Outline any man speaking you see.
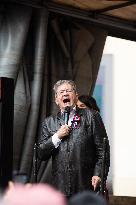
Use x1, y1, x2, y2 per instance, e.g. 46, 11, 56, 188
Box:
38, 80, 110, 198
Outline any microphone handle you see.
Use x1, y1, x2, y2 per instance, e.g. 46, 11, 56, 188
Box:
64, 112, 69, 125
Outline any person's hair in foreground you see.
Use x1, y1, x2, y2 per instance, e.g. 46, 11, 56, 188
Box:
78, 95, 100, 112
68, 191, 108, 205
1, 183, 66, 205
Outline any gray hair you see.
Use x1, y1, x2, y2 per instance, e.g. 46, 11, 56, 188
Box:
53, 80, 77, 95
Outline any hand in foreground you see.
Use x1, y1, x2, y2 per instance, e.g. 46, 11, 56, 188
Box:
91, 176, 101, 191
56, 125, 71, 139
4, 181, 32, 199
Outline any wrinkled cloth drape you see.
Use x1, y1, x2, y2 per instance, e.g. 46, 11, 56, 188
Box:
0, 4, 32, 79
0, 3, 107, 182
0, 3, 33, 172
0, 4, 49, 179
19, 9, 49, 177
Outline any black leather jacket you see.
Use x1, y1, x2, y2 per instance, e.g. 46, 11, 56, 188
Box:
38, 107, 110, 197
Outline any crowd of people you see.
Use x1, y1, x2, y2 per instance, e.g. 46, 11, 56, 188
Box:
0, 183, 108, 205
0, 79, 110, 205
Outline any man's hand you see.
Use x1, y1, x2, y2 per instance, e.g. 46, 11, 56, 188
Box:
57, 125, 71, 139
91, 176, 101, 191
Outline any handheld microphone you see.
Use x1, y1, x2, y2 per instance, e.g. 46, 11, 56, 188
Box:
64, 106, 70, 125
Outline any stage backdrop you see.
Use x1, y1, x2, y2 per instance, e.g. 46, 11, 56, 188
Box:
0, 2, 107, 183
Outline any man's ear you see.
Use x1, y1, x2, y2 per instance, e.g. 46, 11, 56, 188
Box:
55, 97, 58, 105
76, 93, 78, 102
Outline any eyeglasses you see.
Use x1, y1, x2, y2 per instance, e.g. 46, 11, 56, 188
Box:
56, 89, 75, 96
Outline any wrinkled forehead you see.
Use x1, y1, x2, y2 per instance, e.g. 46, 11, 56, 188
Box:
56, 83, 73, 92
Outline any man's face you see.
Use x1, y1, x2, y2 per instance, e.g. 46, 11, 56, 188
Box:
55, 83, 78, 111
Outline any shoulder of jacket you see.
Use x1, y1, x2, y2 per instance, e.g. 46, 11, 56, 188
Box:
43, 114, 57, 123
83, 107, 97, 115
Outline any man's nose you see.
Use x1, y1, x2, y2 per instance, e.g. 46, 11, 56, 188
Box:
63, 93, 69, 96
63, 90, 69, 95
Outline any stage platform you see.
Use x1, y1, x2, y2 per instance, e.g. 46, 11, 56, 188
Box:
109, 196, 136, 205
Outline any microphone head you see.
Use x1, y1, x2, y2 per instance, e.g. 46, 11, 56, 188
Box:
64, 106, 70, 113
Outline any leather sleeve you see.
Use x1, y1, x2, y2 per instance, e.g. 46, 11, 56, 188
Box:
37, 119, 56, 161
87, 110, 110, 178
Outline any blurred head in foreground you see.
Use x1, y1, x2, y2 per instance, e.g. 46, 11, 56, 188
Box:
2, 183, 66, 205
68, 191, 108, 205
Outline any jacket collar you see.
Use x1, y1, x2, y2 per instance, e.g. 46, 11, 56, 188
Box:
57, 106, 83, 120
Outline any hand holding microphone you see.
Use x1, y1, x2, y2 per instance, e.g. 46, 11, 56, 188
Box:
57, 124, 71, 139
57, 106, 71, 139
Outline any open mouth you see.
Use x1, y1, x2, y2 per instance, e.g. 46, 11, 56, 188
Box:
63, 99, 70, 103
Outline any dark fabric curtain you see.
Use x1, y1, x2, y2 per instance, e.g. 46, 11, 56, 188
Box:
0, 3, 107, 183
0, 3, 49, 180
0, 3, 33, 173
